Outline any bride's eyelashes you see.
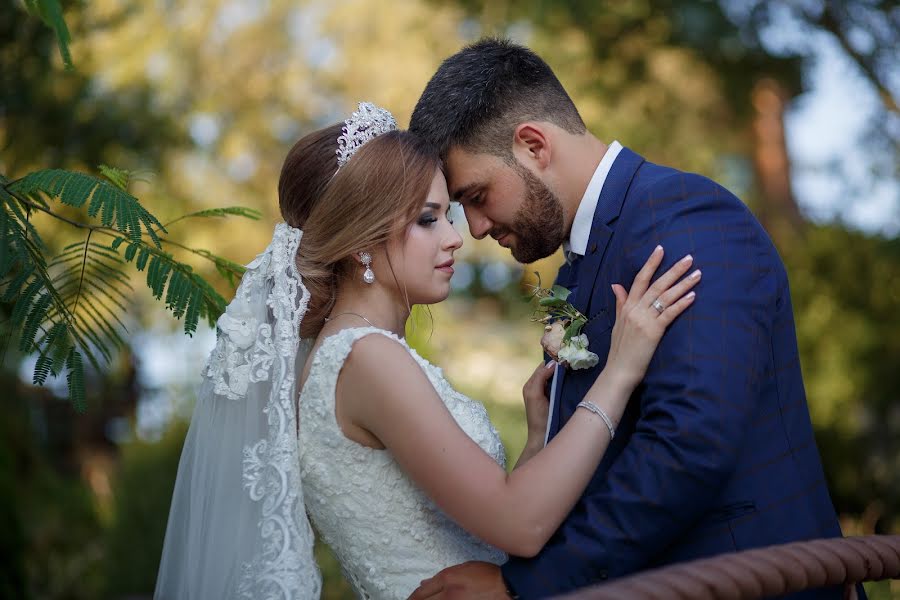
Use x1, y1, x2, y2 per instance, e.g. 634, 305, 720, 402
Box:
417, 210, 455, 228
418, 214, 438, 227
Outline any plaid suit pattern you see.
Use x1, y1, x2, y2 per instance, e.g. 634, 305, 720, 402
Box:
502, 149, 851, 600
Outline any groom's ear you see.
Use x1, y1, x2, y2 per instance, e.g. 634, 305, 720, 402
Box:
512, 123, 552, 170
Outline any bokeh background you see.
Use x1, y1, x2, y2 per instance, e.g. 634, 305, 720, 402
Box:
2, 0, 898, 598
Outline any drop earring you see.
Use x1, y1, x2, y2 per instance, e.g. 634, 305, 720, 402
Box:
360, 252, 375, 284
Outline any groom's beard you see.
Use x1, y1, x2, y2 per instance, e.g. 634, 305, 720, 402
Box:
507, 163, 566, 264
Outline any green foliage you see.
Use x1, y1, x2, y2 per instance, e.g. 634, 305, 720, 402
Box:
9, 168, 166, 245
103, 420, 188, 597
784, 225, 900, 529
529, 282, 588, 342
1, 386, 106, 599
167, 205, 263, 224
22, 0, 72, 69
1, 166, 256, 410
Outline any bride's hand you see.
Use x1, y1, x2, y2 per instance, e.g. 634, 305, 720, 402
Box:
522, 360, 556, 440
604, 246, 700, 393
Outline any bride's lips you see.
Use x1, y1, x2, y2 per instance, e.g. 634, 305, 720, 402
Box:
436, 259, 454, 275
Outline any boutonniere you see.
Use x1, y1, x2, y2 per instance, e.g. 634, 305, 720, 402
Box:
528, 277, 599, 370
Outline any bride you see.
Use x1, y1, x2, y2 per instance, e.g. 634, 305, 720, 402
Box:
154, 104, 699, 599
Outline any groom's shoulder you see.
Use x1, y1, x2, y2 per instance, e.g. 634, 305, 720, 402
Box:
629, 159, 743, 210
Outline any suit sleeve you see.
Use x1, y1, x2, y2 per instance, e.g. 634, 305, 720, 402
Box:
502, 173, 777, 597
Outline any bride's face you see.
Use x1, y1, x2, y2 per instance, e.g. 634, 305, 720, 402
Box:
384, 170, 463, 305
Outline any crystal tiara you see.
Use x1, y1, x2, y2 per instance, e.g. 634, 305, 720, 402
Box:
335, 102, 398, 169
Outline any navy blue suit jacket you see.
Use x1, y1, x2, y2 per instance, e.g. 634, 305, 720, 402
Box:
502, 149, 851, 599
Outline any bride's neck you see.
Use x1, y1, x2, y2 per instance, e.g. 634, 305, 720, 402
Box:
328, 278, 410, 337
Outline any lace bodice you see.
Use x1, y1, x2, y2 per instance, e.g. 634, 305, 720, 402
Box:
298, 327, 507, 599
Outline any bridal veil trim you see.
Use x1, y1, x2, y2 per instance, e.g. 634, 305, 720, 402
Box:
155, 223, 320, 599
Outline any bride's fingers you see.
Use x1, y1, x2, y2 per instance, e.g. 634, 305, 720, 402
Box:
409, 577, 443, 600
640, 253, 694, 308
532, 360, 556, 382
655, 290, 696, 326
611, 284, 628, 321
627, 245, 665, 301
653, 268, 701, 313
525, 360, 556, 398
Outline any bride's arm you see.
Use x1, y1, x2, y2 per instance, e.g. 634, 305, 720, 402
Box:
339, 248, 699, 557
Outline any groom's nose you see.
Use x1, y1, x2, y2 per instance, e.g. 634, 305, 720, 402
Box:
465, 208, 492, 240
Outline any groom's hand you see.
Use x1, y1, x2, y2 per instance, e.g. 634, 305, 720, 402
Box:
408, 561, 510, 600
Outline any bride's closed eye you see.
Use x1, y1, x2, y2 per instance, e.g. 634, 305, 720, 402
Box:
418, 214, 438, 227
417, 211, 454, 227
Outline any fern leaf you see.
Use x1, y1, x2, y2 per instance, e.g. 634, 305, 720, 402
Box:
71, 278, 129, 324
35, 321, 71, 377
24, 0, 72, 69
8, 170, 166, 246
81, 286, 128, 331
48, 241, 91, 267
0, 209, 11, 279
98, 165, 130, 191
31, 320, 68, 384
181, 206, 262, 221
19, 292, 53, 353
66, 348, 86, 413
33, 353, 53, 385
85, 258, 133, 292
78, 295, 126, 350
184, 284, 203, 336
136, 247, 150, 271
86, 243, 128, 266
11, 278, 44, 324
3, 197, 46, 253
108, 237, 227, 335
72, 316, 113, 364
124, 242, 138, 261
2, 266, 35, 303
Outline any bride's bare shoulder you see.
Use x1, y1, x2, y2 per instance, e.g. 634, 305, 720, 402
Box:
342, 331, 417, 380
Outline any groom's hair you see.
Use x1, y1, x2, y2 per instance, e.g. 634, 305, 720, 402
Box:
410, 38, 585, 159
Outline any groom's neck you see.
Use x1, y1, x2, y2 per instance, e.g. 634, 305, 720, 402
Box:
553, 132, 609, 235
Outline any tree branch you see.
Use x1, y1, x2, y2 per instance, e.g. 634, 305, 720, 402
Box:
818, 3, 898, 114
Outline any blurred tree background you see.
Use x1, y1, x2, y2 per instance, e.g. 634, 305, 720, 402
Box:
1, 0, 897, 598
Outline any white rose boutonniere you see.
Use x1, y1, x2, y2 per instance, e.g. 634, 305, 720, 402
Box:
556, 333, 600, 370
529, 277, 599, 371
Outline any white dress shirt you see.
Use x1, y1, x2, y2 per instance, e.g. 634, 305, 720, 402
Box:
545, 141, 623, 445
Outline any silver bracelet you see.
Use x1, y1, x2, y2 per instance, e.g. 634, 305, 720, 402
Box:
577, 400, 616, 440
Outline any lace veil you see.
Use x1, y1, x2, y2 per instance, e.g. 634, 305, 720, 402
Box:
155, 103, 397, 599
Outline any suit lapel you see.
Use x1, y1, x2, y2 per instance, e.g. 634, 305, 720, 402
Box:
570, 148, 645, 317
550, 148, 645, 440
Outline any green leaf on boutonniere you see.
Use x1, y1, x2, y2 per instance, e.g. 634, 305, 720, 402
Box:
539, 296, 567, 308
563, 317, 587, 342
551, 285, 571, 301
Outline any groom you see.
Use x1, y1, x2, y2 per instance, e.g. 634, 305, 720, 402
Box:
409, 39, 855, 599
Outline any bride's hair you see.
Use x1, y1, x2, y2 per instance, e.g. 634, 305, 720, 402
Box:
279, 128, 441, 338
278, 123, 343, 228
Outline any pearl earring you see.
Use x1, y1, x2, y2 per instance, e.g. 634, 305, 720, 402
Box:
360, 252, 375, 284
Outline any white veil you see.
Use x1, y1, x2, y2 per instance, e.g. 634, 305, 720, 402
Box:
155, 223, 320, 599
154, 102, 397, 600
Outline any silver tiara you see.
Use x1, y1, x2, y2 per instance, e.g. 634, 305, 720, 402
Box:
335, 102, 398, 169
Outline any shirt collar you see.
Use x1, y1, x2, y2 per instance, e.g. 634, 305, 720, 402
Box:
564, 140, 623, 259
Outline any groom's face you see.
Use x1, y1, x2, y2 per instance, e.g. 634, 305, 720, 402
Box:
445, 147, 565, 264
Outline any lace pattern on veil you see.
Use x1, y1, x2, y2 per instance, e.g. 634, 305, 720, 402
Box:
157, 223, 320, 600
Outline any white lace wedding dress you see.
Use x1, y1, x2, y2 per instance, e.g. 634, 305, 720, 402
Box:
298, 326, 508, 599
